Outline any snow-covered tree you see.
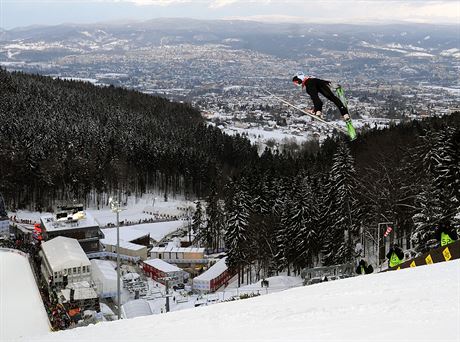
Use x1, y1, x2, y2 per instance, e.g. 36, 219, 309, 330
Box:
411, 177, 443, 253
192, 200, 204, 235
322, 141, 359, 265
204, 185, 225, 250
224, 179, 251, 278
292, 174, 319, 270
411, 127, 460, 251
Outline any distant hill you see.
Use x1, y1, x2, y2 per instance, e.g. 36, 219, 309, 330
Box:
1, 19, 458, 59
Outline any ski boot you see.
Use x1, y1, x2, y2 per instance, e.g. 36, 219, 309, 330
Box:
315, 111, 324, 119
343, 114, 357, 141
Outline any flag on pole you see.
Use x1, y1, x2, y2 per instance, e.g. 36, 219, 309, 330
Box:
384, 226, 393, 237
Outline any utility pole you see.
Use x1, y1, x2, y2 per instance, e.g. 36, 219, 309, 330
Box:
187, 205, 192, 244
165, 278, 170, 313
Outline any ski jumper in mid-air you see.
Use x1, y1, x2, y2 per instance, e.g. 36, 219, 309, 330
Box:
292, 72, 351, 122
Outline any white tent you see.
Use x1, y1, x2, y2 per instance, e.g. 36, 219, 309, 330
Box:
90, 259, 118, 298
121, 299, 152, 319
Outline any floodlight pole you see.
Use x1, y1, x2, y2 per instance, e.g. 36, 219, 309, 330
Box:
116, 205, 121, 320
110, 195, 122, 320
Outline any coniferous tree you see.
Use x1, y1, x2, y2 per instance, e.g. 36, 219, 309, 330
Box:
323, 141, 359, 265
291, 174, 318, 270
411, 177, 443, 253
204, 186, 225, 251
224, 178, 251, 285
192, 200, 204, 236
411, 127, 460, 252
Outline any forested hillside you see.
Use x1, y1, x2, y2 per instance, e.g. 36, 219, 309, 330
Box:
0, 68, 257, 208
1, 68, 459, 276
196, 115, 460, 279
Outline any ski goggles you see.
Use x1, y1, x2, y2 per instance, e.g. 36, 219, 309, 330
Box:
292, 79, 302, 87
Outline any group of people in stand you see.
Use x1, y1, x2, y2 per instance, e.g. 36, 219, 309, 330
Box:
356, 221, 458, 275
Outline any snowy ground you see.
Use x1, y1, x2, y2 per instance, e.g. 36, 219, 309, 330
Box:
23, 260, 460, 342
0, 249, 50, 341
9, 196, 191, 242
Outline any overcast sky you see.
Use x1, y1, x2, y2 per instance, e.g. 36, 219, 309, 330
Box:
1, 0, 459, 29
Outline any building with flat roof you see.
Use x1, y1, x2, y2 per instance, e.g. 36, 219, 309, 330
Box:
40, 236, 91, 289
142, 258, 188, 286
150, 244, 206, 274
193, 257, 234, 293
101, 227, 150, 247
100, 226, 150, 260
40, 205, 103, 253
104, 240, 148, 261
59, 281, 99, 312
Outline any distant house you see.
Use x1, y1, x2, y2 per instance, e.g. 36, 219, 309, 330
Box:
40, 236, 91, 289
142, 258, 188, 286
192, 257, 234, 293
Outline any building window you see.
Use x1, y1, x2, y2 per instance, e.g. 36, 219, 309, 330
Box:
73, 267, 77, 273
78, 266, 81, 273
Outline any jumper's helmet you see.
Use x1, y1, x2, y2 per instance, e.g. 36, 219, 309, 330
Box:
292, 71, 306, 86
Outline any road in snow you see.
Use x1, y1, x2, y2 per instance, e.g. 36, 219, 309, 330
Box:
25, 260, 459, 342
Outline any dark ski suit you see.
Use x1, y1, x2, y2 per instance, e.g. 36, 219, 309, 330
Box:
304, 78, 348, 116
355, 259, 374, 275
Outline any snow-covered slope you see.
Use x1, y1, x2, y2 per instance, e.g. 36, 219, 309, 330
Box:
0, 250, 50, 341
27, 260, 459, 342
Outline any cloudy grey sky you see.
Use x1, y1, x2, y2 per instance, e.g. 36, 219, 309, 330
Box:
1, 0, 459, 29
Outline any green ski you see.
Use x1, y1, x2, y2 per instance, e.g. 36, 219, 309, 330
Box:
336, 85, 357, 141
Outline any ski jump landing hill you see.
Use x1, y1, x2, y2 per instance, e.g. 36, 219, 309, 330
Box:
0, 248, 50, 341
29, 257, 459, 342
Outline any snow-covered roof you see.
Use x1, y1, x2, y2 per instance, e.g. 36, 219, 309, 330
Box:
194, 257, 228, 282
41, 236, 91, 272
143, 258, 183, 273
41, 211, 99, 232
122, 299, 152, 319
100, 227, 149, 246
118, 241, 146, 251
151, 246, 205, 254
61, 281, 98, 300
122, 273, 140, 281
91, 259, 117, 281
